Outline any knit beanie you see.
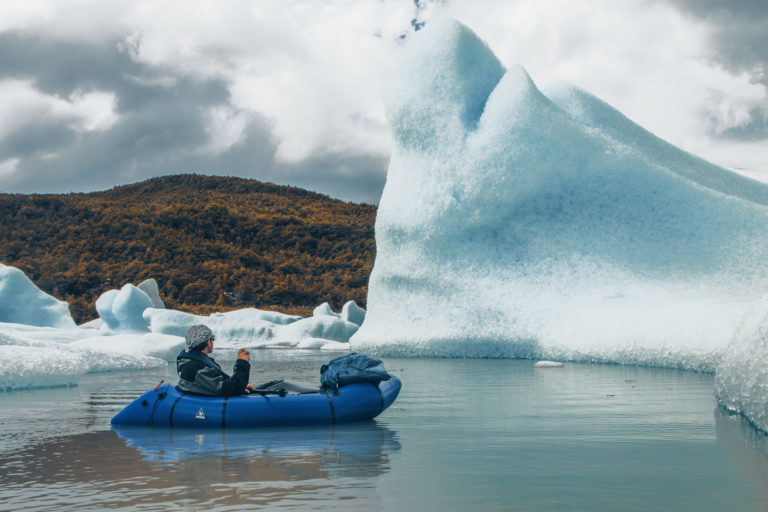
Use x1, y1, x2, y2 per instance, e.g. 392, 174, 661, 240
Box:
185, 324, 214, 352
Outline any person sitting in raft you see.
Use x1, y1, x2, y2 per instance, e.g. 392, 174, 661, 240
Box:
176, 324, 256, 396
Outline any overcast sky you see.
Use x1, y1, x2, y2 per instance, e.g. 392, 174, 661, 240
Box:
0, 0, 766, 204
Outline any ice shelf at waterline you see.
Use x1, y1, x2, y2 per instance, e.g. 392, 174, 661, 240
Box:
0, 265, 366, 391
350, 18, 768, 372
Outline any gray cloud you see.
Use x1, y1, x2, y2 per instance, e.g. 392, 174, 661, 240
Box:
663, 1, 768, 76
0, 30, 387, 203
662, 0, 768, 141
273, 153, 389, 205
719, 107, 768, 141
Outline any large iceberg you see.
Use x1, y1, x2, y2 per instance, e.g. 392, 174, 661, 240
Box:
0, 263, 76, 329
351, 18, 768, 375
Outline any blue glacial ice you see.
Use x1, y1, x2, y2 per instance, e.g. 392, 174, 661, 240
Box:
0, 263, 367, 390
714, 295, 768, 431
0, 263, 76, 329
96, 284, 154, 332
350, 19, 768, 428
143, 302, 360, 349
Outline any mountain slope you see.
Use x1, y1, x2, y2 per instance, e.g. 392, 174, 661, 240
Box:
0, 174, 376, 323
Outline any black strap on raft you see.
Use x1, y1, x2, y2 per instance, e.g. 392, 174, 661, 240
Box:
168, 393, 184, 427
323, 391, 336, 424
221, 397, 228, 428
248, 388, 287, 397
149, 383, 168, 424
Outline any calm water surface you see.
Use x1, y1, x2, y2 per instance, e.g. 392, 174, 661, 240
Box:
1, 350, 768, 511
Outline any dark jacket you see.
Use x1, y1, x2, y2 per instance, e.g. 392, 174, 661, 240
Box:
176, 349, 251, 396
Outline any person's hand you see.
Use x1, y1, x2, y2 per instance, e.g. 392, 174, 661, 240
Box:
244, 383, 256, 394
237, 348, 250, 362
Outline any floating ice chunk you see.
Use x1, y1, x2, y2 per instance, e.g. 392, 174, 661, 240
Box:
320, 341, 351, 351
71, 333, 185, 362
0, 345, 88, 390
0, 322, 90, 346
72, 350, 167, 374
294, 337, 350, 350
534, 361, 564, 368
352, 18, 768, 373
144, 307, 301, 341
79, 318, 103, 330
341, 301, 366, 326
97, 279, 171, 332
143, 308, 204, 337
96, 284, 153, 332
277, 316, 358, 345
95, 289, 119, 329
313, 302, 339, 317
137, 278, 165, 309
0, 263, 76, 329
0, 323, 172, 390
111, 284, 153, 332
715, 296, 768, 432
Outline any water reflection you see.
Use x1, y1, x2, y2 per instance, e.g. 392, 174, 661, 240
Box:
113, 422, 401, 475
715, 408, 768, 503
0, 422, 400, 510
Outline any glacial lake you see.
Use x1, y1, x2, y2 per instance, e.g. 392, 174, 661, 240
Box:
2, 351, 768, 511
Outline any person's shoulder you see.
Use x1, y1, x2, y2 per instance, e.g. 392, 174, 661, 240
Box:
179, 358, 207, 379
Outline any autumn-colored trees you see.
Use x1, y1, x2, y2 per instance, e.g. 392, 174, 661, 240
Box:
0, 174, 376, 323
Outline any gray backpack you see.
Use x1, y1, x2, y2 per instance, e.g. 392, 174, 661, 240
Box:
320, 353, 391, 391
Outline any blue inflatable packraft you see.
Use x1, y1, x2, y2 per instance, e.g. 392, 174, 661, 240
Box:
111, 375, 401, 428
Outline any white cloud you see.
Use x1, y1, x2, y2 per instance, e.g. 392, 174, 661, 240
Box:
0, 0, 127, 42
68, 90, 119, 131
202, 105, 250, 154
1, 0, 766, 188
0, 79, 119, 136
111, 0, 767, 176
0, 158, 19, 179
120, 0, 414, 162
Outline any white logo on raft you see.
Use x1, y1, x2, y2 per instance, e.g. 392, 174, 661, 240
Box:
195, 408, 205, 420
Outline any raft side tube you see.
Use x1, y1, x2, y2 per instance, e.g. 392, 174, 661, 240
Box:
332, 375, 402, 423
110, 385, 173, 426
111, 375, 402, 428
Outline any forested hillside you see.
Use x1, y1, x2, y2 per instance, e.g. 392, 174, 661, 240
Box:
0, 174, 377, 323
